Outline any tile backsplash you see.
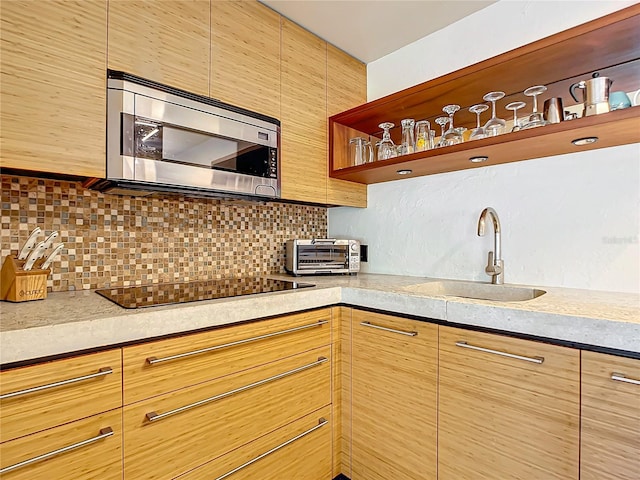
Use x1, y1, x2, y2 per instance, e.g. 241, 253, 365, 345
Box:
1, 175, 327, 292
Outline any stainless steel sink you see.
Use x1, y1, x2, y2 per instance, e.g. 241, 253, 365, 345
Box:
403, 280, 546, 302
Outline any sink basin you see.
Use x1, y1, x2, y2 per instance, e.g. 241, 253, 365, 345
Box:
403, 280, 546, 302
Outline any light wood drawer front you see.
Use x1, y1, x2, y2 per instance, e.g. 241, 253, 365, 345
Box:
439, 327, 580, 480
351, 311, 438, 480
581, 351, 640, 480
124, 346, 331, 480
0, 409, 122, 480
123, 309, 331, 404
0, 349, 122, 443
176, 405, 332, 480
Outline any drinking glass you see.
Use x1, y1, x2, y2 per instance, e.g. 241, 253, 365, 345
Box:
505, 101, 526, 132
415, 120, 434, 151
434, 116, 450, 148
441, 104, 464, 146
483, 91, 507, 136
521, 85, 550, 129
376, 122, 397, 160
400, 118, 415, 155
469, 104, 489, 140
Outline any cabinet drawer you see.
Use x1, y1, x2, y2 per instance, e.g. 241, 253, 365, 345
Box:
177, 406, 332, 480
0, 408, 122, 480
124, 345, 331, 480
581, 351, 640, 480
0, 349, 122, 442
123, 308, 331, 404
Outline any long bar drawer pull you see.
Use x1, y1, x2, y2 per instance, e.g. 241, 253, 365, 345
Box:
146, 356, 328, 422
0, 367, 113, 400
611, 373, 640, 385
360, 321, 417, 337
455, 341, 544, 364
215, 418, 328, 480
0, 427, 114, 474
147, 320, 329, 365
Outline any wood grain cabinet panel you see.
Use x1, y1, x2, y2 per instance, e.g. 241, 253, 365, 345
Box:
123, 346, 331, 480
326, 44, 367, 207
122, 308, 331, 404
108, 0, 210, 96
175, 406, 332, 479
211, 0, 280, 119
350, 311, 438, 480
438, 326, 580, 480
0, 349, 122, 443
280, 18, 327, 204
0, 0, 107, 177
581, 351, 640, 480
0, 409, 122, 480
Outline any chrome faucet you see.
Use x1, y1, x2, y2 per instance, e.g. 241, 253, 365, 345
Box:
477, 207, 504, 284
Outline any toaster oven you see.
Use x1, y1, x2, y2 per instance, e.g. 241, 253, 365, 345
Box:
285, 239, 360, 276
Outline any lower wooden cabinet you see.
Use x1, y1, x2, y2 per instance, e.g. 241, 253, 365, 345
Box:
350, 311, 438, 480
0, 409, 122, 480
581, 350, 640, 480
438, 326, 580, 480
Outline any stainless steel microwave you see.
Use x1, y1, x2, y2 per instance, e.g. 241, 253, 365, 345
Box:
87, 71, 280, 199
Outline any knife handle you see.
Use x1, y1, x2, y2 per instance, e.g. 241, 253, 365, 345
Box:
40, 243, 64, 270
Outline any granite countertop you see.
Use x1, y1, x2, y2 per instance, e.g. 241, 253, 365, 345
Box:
1, 273, 639, 364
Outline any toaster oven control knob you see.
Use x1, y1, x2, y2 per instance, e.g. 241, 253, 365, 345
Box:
350, 243, 358, 252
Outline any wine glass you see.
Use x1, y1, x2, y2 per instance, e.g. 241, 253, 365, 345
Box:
469, 104, 489, 140
434, 116, 450, 148
522, 85, 550, 129
505, 101, 526, 132
441, 104, 464, 146
376, 122, 397, 160
483, 91, 507, 136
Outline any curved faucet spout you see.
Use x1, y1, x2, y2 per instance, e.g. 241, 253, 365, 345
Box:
477, 207, 504, 284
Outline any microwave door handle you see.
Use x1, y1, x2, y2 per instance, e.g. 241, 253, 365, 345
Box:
311, 238, 337, 244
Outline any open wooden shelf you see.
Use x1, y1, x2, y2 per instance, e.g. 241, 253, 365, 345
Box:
329, 4, 640, 184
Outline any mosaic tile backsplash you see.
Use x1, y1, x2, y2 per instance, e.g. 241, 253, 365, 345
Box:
0, 175, 327, 292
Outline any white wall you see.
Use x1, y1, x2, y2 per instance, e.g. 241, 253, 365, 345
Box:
329, 0, 640, 294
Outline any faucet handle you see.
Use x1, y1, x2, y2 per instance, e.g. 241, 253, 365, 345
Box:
485, 251, 504, 276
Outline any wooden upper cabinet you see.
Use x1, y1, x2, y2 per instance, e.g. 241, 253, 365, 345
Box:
326, 45, 367, 207
107, 0, 210, 96
211, 1, 280, 119
280, 18, 327, 204
438, 326, 580, 480
0, 0, 107, 177
581, 351, 640, 480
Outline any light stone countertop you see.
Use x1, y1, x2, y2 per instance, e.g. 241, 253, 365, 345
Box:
1, 273, 639, 364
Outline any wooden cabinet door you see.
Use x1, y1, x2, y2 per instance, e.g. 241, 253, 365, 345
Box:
0, 0, 107, 177
280, 18, 327, 204
108, 0, 210, 96
350, 311, 438, 480
439, 326, 580, 479
326, 45, 368, 208
211, 1, 280, 119
581, 351, 640, 480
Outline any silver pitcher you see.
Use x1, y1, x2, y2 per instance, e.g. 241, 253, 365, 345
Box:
570, 74, 613, 116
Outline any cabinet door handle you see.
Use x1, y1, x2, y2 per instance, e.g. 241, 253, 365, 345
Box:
455, 341, 544, 364
146, 320, 329, 365
145, 357, 328, 422
0, 367, 113, 400
0, 427, 114, 474
360, 321, 417, 337
611, 373, 640, 385
215, 418, 328, 480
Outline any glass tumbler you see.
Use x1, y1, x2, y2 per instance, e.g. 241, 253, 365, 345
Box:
400, 119, 415, 155
415, 120, 434, 151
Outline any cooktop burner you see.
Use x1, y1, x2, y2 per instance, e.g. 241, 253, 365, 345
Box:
95, 278, 315, 309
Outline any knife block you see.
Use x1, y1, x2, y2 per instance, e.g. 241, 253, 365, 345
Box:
0, 255, 50, 302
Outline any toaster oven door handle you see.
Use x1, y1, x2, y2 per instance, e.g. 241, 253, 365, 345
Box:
311, 238, 337, 244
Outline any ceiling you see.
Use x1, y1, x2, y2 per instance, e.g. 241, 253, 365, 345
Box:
260, 0, 496, 63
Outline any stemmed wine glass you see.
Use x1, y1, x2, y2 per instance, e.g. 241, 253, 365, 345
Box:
441, 104, 464, 146
522, 85, 550, 129
505, 101, 526, 132
376, 122, 397, 160
483, 91, 507, 136
469, 104, 489, 140
434, 117, 449, 148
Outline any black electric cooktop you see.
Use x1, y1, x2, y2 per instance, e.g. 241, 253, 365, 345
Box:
95, 278, 315, 309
